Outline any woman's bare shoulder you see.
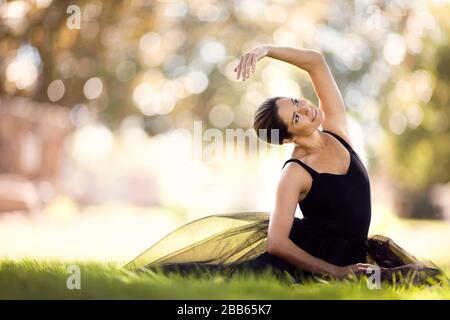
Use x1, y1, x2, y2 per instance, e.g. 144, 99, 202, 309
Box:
280, 160, 313, 192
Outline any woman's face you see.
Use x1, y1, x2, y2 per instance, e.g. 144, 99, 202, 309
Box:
276, 97, 323, 142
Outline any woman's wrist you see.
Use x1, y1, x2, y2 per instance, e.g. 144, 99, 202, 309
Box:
263, 44, 273, 58
261, 44, 270, 58
322, 262, 339, 276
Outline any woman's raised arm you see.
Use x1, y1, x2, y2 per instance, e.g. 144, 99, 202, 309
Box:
234, 45, 321, 81
234, 45, 351, 140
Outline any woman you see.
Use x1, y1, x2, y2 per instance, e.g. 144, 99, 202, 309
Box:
125, 45, 446, 285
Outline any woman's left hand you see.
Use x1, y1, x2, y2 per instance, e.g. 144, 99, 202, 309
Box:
331, 263, 387, 279
234, 45, 269, 81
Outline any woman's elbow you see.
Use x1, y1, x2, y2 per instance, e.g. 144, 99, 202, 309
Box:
266, 236, 284, 255
305, 51, 325, 72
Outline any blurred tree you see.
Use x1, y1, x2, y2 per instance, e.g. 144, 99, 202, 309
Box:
1, 0, 449, 218
1, 0, 419, 134
1, 0, 154, 125
379, 4, 450, 219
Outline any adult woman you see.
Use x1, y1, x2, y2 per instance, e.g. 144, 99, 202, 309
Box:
125, 45, 445, 285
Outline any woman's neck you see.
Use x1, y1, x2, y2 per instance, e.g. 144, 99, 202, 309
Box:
292, 129, 328, 158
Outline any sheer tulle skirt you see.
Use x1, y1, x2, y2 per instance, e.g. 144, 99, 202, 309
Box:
124, 212, 447, 286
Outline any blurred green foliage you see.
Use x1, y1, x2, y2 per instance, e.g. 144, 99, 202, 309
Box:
380, 7, 449, 189
1, 0, 449, 218
378, 5, 449, 218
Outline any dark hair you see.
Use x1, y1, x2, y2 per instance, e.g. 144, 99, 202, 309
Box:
253, 96, 292, 145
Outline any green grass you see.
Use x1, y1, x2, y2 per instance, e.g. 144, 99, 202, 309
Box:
0, 260, 449, 299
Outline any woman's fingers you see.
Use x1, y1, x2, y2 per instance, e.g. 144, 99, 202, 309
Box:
234, 52, 257, 81
247, 54, 255, 79
245, 54, 252, 80
355, 263, 380, 273
238, 55, 245, 80
235, 56, 243, 80
238, 56, 245, 80
242, 54, 249, 81
251, 55, 257, 73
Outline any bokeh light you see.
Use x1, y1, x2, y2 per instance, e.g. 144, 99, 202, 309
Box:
47, 80, 65, 102
208, 104, 234, 128
0, 0, 449, 265
83, 77, 103, 100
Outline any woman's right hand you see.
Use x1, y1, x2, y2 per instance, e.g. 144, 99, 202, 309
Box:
234, 45, 269, 81
331, 263, 375, 279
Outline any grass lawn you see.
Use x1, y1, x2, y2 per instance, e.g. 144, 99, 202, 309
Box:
0, 260, 449, 300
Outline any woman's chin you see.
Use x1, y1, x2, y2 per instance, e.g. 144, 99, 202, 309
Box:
315, 110, 323, 125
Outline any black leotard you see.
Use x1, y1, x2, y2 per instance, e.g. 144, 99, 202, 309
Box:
279, 130, 372, 267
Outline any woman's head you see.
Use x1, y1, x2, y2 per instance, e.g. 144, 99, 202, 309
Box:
253, 96, 323, 144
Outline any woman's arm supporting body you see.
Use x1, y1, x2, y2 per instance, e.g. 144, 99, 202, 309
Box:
267, 162, 370, 279
266, 162, 335, 275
